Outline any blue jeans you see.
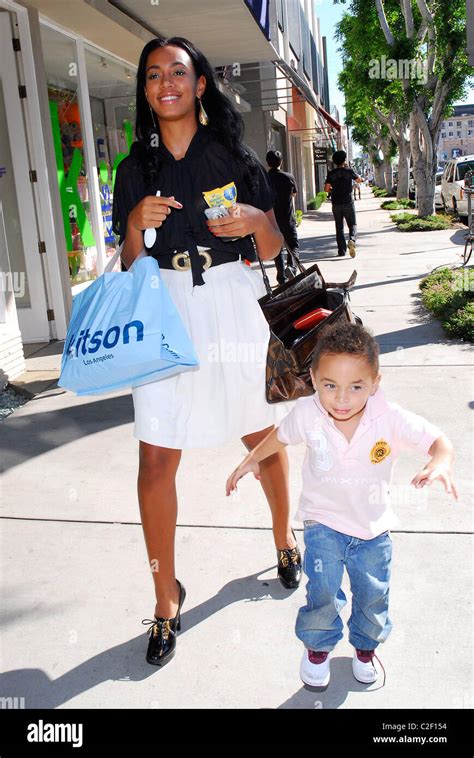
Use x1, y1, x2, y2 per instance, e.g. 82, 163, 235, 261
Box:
295, 522, 393, 652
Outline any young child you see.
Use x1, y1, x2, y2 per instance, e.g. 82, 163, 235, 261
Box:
226, 322, 457, 687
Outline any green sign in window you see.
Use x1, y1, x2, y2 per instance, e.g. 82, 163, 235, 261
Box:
49, 100, 133, 253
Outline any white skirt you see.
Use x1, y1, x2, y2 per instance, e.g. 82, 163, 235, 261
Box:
132, 259, 290, 448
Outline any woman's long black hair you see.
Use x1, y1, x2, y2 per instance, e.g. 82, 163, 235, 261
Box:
131, 36, 259, 193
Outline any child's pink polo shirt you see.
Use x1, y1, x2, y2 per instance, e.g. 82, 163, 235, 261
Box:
276, 388, 442, 540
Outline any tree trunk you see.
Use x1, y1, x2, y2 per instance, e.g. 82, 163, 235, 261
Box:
397, 139, 410, 199
374, 162, 385, 188
369, 147, 385, 188
373, 109, 411, 200
383, 160, 393, 194
412, 159, 436, 216
367, 144, 384, 188
410, 107, 437, 216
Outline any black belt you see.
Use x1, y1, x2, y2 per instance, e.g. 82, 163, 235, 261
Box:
155, 248, 243, 272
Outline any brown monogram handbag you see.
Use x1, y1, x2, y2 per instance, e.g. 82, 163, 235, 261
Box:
254, 245, 358, 404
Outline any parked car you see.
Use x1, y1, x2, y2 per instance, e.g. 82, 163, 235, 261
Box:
391, 169, 398, 196
408, 169, 416, 200
434, 170, 444, 210
441, 154, 474, 221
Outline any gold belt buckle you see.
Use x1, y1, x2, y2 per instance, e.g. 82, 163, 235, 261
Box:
171, 249, 213, 271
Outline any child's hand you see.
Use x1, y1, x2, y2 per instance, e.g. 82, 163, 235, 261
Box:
411, 461, 459, 501
226, 460, 261, 496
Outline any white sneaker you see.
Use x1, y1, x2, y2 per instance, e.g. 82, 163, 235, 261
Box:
348, 240, 356, 257
352, 648, 380, 683
300, 649, 331, 687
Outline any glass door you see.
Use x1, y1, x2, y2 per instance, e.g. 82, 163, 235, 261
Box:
40, 23, 98, 291
0, 10, 49, 342
84, 45, 136, 273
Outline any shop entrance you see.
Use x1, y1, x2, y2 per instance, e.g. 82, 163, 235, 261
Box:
0, 10, 50, 342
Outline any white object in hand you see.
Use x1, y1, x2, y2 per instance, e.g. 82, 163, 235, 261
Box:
144, 190, 161, 248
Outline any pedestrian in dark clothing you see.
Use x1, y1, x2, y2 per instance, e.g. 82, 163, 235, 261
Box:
266, 150, 299, 284
324, 150, 362, 258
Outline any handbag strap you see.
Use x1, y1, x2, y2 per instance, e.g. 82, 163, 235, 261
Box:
251, 235, 307, 298
256, 251, 273, 297
288, 247, 306, 275
251, 235, 273, 296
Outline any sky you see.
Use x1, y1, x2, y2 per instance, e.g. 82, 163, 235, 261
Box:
314, 0, 474, 123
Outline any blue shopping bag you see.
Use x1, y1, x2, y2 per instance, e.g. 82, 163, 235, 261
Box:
58, 256, 199, 396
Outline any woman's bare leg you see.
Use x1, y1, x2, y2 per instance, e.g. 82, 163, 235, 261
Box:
241, 425, 296, 550
137, 441, 182, 619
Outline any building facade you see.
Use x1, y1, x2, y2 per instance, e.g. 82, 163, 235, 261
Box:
0, 0, 338, 383
438, 104, 474, 164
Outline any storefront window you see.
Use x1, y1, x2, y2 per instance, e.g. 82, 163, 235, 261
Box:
84, 46, 136, 271
40, 24, 97, 287
40, 24, 136, 289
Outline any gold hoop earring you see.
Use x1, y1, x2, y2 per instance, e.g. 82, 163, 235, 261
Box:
198, 97, 209, 126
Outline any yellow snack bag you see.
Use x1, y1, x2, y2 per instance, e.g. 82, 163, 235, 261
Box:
202, 181, 237, 208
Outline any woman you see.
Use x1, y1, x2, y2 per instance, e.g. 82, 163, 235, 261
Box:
112, 37, 302, 667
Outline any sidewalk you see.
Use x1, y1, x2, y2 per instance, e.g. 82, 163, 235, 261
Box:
1, 187, 472, 709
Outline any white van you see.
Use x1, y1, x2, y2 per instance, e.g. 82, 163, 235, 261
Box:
441, 154, 474, 220
434, 170, 444, 210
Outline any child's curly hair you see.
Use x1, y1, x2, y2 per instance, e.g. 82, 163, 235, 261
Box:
311, 322, 379, 375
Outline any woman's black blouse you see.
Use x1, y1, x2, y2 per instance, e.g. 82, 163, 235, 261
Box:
112, 124, 274, 286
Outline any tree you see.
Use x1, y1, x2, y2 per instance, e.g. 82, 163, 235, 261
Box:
336, 0, 473, 215
352, 122, 386, 186
337, 6, 410, 197
339, 64, 397, 191
374, 110, 411, 198
376, 0, 472, 214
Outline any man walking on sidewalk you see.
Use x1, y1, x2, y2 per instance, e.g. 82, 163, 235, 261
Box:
266, 150, 300, 284
325, 150, 362, 257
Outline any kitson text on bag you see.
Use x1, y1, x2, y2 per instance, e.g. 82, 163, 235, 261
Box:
66, 320, 181, 363
66, 320, 144, 360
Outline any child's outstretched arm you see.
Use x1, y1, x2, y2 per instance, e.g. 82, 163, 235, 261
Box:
225, 427, 287, 496
411, 434, 458, 500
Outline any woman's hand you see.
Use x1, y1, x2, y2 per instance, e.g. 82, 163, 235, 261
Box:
128, 195, 183, 232
206, 203, 264, 238
226, 459, 261, 496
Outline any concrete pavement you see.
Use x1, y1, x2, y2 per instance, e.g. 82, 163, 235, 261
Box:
1, 187, 472, 709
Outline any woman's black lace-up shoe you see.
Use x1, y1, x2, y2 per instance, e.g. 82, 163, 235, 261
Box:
141, 579, 186, 666
277, 531, 302, 589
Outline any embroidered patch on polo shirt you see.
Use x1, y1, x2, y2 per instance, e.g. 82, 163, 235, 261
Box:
306, 429, 332, 471
370, 439, 391, 464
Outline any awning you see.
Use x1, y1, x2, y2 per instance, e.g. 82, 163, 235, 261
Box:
274, 58, 341, 132
107, 0, 278, 66
317, 104, 341, 131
